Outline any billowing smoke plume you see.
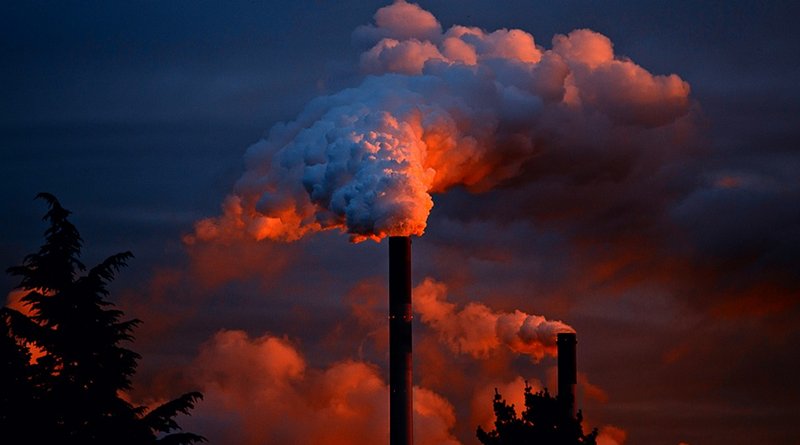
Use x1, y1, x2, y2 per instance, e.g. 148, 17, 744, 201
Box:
181, 330, 462, 445
414, 278, 574, 361
189, 0, 691, 243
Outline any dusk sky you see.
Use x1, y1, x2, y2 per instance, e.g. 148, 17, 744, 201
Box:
2, 1, 799, 444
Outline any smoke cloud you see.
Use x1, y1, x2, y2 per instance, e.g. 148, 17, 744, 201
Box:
597, 425, 628, 445
414, 278, 574, 361
182, 329, 461, 445
189, 0, 691, 243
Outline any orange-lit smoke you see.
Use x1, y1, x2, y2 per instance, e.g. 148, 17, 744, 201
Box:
414, 278, 574, 361
189, 0, 692, 243
183, 329, 462, 445
597, 425, 628, 445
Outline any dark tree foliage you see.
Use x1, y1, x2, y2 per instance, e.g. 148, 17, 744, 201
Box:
477, 383, 598, 445
0, 193, 205, 445
0, 310, 39, 437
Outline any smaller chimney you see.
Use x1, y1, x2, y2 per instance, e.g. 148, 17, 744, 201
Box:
557, 332, 577, 418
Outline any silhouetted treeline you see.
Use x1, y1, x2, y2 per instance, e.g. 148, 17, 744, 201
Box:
477, 383, 598, 445
0, 193, 205, 445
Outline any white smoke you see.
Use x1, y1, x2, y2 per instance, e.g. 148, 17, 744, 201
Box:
189, 0, 691, 243
414, 278, 574, 361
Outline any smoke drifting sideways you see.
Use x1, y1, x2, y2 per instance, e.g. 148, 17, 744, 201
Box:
414, 278, 573, 361
187, 0, 691, 244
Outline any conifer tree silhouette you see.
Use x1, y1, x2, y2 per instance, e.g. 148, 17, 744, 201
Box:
0, 307, 39, 439
477, 383, 598, 445
1, 193, 205, 445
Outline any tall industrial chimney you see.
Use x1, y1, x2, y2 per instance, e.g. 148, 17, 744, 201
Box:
557, 332, 577, 418
389, 236, 413, 445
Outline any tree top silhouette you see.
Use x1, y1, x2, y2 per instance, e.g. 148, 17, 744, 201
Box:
477, 382, 598, 445
1, 193, 205, 445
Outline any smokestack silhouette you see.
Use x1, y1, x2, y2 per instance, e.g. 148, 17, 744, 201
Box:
557, 332, 577, 417
389, 236, 413, 445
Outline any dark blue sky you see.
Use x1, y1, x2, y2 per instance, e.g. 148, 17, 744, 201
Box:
2, 2, 799, 444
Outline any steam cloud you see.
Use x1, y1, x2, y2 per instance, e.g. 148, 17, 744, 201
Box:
189, 0, 691, 243
597, 426, 628, 445
183, 330, 462, 445
414, 278, 574, 361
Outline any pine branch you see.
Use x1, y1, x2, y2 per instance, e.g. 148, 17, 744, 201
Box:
87, 252, 134, 285
1, 306, 54, 348
155, 432, 208, 445
142, 392, 204, 434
